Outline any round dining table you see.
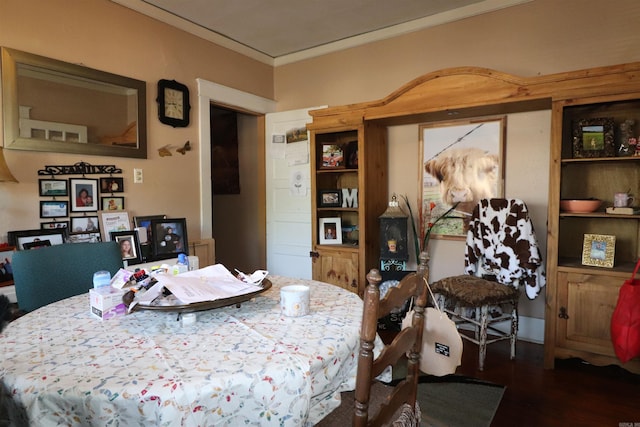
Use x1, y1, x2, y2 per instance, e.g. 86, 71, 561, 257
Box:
0, 275, 380, 426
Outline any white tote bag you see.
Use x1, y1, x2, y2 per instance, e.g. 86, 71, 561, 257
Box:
401, 282, 463, 376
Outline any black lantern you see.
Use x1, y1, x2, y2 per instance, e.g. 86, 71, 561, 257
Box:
378, 194, 409, 272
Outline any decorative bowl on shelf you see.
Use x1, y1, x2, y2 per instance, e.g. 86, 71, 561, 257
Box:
560, 199, 602, 213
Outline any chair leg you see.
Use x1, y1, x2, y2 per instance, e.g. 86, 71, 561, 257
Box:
510, 302, 518, 360
478, 304, 489, 371
474, 307, 481, 341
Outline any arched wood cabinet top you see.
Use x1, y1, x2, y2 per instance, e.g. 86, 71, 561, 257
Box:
307, 63, 640, 129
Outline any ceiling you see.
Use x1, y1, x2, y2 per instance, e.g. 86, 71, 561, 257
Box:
112, 0, 530, 65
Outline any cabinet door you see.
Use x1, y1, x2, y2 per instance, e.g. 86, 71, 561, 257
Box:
312, 247, 359, 292
556, 271, 621, 357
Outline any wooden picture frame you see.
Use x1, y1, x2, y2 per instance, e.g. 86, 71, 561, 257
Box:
40, 200, 69, 218
99, 211, 131, 242
319, 217, 342, 245
8, 228, 67, 250
69, 178, 99, 212
70, 216, 100, 234
320, 143, 345, 169
100, 177, 124, 193
572, 117, 615, 158
150, 218, 188, 260
0, 246, 16, 287
420, 117, 505, 240
582, 233, 616, 268
101, 196, 125, 211
319, 190, 342, 208
111, 230, 141, 265
38, 179, 68, 197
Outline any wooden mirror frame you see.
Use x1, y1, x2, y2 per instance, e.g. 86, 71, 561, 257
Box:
1, 47, 147, 158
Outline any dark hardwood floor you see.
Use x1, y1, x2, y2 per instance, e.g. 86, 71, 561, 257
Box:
456, 339, 640, 426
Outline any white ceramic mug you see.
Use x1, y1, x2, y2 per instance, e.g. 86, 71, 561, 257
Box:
280, 285, 310, 317
614, 192, 634, 208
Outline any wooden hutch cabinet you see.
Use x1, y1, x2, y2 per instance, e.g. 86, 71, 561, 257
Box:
306, 118, 388, 295
304, 63, 640, 372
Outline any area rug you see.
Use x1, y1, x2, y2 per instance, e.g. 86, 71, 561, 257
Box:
316, 375, 505, 427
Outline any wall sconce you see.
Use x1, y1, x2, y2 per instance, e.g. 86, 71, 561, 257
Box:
0, 148, 17, 182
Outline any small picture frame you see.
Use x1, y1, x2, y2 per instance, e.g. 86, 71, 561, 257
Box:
40, 200, 69, 218
346, 140, 358, 169
23, 240, 52, 250
133, 214, 167, 243
320, 143, 345, 169
41, 221, 69, 230
70, 216, 100, 234
572, 117, 615, 158
70, 178, 99, 212
100, 177, 124, 193
110, 230, 141, 265
0, 246, 16, 287
100, 211, 131, 241
8, 228, 68, 250
150, 218, 188, 260
101, 196, 125, 211
319, 190, 342, 208
319, 217, 342, 245
38, 179, 68, 197
582, 233, 616, 268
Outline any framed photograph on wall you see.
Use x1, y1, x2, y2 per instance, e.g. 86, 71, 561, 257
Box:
40, 200, 69, 218
110, 230, 141, 265
100, 177, 124, 193
99, 211, 131, 241
319, 217, 342, 245
101, 196, 125, 211
8, 228, 67, 250
582, 233, 616, 268
572, 117, 615, 158
0, 246, 16, 287
70, 216, 100, 234
41, 221, 69, 230
319, 190, 342, 208
150, 218, 188, 260
38, 179, 68, 197
69, 178, 99, 212
420, 116, 505, 241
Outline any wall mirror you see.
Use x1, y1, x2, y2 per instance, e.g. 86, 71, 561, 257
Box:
1, 47, 147, 158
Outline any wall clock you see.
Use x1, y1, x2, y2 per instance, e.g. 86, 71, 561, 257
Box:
156, 79, 190, 127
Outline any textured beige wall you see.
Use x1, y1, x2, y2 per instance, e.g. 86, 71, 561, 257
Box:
0, 0, 273, 244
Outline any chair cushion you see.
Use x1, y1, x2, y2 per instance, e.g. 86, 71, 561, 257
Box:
431, 275, 520, 306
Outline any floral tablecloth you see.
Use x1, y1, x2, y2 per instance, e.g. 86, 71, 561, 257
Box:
0, 275, 375, 426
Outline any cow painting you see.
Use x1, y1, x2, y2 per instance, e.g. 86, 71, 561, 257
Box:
424, 147, 500, 216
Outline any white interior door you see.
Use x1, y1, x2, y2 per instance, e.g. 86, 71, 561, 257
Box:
265, 107, 325, 279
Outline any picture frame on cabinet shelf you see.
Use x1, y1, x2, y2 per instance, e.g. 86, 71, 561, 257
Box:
420, 117, 505, 240
582, 233, 616, 268
572, 117, 615, 158
319, 190, 342, 208
346, 140, 358, 168
320, 144, 345, 169
319, 217, 342, 245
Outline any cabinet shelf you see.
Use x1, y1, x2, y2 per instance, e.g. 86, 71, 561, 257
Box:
561, 156, 640, 163
557, 258, 637, 275
559, 212, 640, 219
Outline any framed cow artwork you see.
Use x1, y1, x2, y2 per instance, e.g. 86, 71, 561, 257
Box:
419, 117, 505, 240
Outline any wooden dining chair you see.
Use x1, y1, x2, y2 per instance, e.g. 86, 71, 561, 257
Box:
12, 242, 123, 312
353, 253, 429, 427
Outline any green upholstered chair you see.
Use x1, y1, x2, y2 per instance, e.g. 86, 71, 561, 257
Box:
12, 242, 123, 312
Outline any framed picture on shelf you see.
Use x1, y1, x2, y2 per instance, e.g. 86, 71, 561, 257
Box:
101, 196, 125, 211
100, 177, 124, 193
582, 233, 616, 268
38, 179, 68, 197
69, 178, 99, 212
110, 230, 141, 265
41, 221, 69, 230
67, 233, 101, 244
23, 240, 52, 250
319, 217, 342, 245
0, 246, 16, 287
8, 228, 67, 250
133, 214, 167, 244
40, 200, 69, 218
420, 117, 505, 240
572, 117, 615, 158
150, 218, 188, 260
70, 216, 100, 234
100, 211, 131, 241
319, 190, 342, 208
320, 144, 345, 169
346, 140, 358, 168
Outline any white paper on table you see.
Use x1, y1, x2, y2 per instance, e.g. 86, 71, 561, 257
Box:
154, 264, 263, 304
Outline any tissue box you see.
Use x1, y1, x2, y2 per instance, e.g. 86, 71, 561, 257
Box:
90, 287, 127, 320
